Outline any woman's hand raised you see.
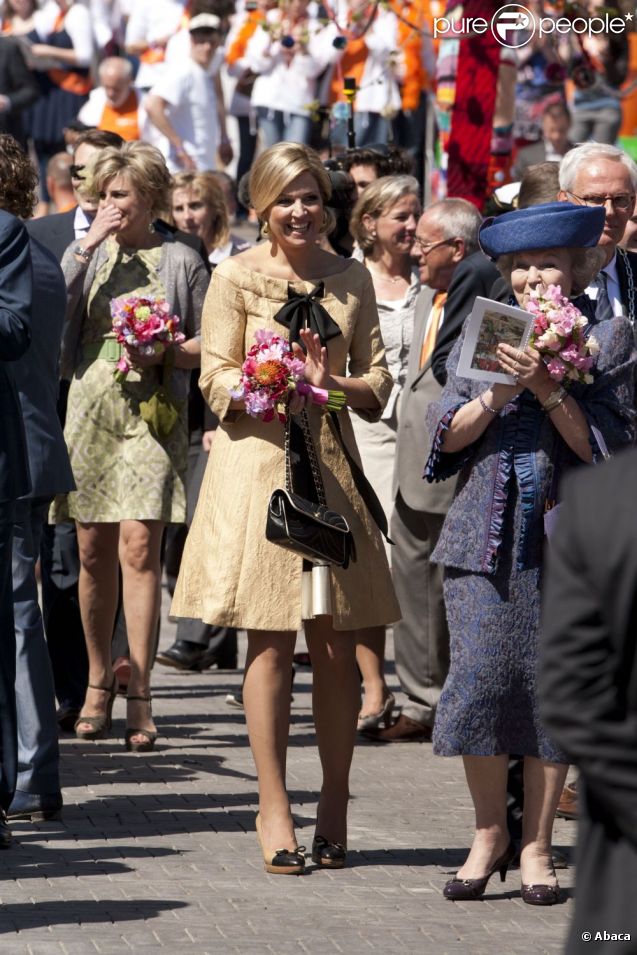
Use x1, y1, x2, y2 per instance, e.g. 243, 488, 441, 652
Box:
496, 342, 552, 397
293, 329, 330, 388
288, 329, 331, 415
83, 202, 123, 251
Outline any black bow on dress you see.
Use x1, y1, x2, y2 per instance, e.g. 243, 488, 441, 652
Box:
273, 281, 342, 348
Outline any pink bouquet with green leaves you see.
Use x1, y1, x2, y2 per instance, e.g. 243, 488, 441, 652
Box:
526, 285, 599, 385
230, 329, 346, 422
110, 295, 185, 382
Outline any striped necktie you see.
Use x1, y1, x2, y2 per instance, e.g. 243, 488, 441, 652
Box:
596, 271, 614, 323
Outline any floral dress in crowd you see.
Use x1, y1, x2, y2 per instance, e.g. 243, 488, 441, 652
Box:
55, 242, 189, 524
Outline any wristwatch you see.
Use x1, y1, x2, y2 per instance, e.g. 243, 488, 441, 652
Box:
72, 244, 92, 262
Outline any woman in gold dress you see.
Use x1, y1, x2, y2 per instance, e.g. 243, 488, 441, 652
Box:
173, 142, 400, 874
57, 141, 209, 751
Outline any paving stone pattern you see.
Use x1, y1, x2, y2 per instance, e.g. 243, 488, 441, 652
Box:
0, 599, 577, 955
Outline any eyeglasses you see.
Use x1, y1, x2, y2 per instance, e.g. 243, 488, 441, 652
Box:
70, 164, 85, 180
413, 236, 456, 254
567, 190, 635, 211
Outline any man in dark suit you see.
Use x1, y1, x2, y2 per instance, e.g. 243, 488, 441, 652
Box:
540, 450, 637, 953
513, 102, 574, 179
0, 37, 39, 149
8, 235, 75, 823
27, 128, 125, 732
0, 211, 33, 847
365, 198, 483, 742
554, 141, 637, 819
558, 143, 637, 331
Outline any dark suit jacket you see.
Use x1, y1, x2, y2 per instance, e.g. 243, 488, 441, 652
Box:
0, 211, 32, 503
26, 208, 75, 263
12, 238, 75, 500
540, 450, 637, 952
615, 247, 637, 335
431, 251, 504, 385
0, 37, 39, 148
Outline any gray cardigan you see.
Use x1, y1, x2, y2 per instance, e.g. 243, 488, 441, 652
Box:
60, 235, 210, 398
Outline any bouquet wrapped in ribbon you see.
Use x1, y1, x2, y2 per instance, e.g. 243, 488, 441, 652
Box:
526, 285, 599, 385
230, 329, 346, 422
110, 294, 186, 438
110, 295, 186, 383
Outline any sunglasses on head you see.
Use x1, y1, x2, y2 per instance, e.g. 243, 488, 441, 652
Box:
70, 164, 85, 180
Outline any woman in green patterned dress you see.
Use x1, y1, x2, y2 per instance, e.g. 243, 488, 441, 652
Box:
56, 142, 209, 751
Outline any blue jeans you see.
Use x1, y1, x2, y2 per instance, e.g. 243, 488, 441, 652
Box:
256, 107, 313, 147
13, 499, 60, 794
331, 111, 391, 149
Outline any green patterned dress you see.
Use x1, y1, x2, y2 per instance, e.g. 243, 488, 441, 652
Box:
56, 241, 188, 524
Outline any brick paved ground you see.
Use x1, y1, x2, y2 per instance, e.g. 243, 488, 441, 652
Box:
0, 596, 577, 955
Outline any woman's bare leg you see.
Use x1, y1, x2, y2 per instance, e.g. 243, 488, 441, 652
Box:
356, 625, 390, 718
119, 519, 164, 743
306, 618, 359, 844
520, 757, 569, 885
75, 521, 120, 729
456, 754, 510, 879
244, 629, 297, 852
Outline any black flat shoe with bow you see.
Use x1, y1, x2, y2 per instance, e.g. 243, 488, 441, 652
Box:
312, 835, 347, 869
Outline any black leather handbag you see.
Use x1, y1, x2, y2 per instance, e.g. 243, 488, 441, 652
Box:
266, 412, 355, 569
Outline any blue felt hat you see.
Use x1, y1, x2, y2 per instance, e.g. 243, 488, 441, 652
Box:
479, 201, 605, 261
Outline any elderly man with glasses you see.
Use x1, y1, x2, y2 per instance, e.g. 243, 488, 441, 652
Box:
558, 143, 637, 331
550, 141, 637, 824
363, 198, 483, 743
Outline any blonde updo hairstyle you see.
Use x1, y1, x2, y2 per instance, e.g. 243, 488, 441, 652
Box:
249, 142, 335, 236
350, 174, 421, 254
170, 170, 230, 249
80, 141, 172, 219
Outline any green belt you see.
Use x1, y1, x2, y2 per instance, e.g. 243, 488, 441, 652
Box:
82, 340, 124, 362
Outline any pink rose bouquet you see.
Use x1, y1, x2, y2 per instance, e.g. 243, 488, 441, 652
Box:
230, 329, 346, 422
110, 295, 186, 382
526, 285, 599, 385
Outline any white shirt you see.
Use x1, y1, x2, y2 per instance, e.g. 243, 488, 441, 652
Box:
585, 253, 624, 318
321, 3, 401, 114
150, 58, 219, 172
74, 206, 93, 240
125, 0, 188, 89
34, 1, 94, 66
373, 271, 420, 419
246, 12, 336, 117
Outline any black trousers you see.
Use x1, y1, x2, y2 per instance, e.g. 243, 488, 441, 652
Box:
40, 521, 88, 711
0, 503, 17, 811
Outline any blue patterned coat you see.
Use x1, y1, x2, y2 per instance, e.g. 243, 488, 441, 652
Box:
425, 311, 635, 575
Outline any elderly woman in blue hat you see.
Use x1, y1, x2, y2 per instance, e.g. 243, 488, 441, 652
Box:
425, 202, 635, 905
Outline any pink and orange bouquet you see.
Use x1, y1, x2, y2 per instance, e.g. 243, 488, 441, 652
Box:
526, 285, 599, 385
230, 329, 346, 422
110, 295, 185, 382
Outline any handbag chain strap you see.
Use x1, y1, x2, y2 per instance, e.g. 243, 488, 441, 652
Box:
284, 412, 327, 507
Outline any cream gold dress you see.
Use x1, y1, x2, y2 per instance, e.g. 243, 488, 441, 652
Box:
171, 256, 401, 632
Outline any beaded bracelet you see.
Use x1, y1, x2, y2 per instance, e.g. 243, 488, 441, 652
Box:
478, 392, 500, 416
542, 386, 568, 413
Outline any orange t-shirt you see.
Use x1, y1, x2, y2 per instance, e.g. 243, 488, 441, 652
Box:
391, 0, 432, 110
226, 9, 264, 65
100, 90, 141, 141
329, 36, 368, 105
